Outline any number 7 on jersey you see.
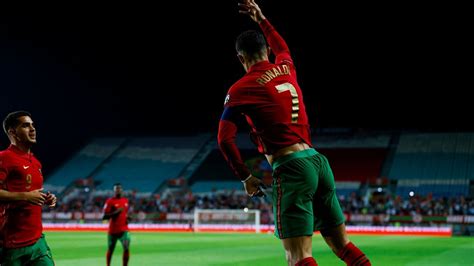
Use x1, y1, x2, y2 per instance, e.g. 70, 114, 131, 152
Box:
275, 82, 299, 123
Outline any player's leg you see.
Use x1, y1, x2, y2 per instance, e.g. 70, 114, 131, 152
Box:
0, 248, 23, 266
281, 236, 313, 266
31, 234, 55, 266
118, 231, 131, 266
33, 254, 55, 266
3, 235, 54, 266
315, 153, 371, 266
107, 234, 119, 266
320, 223, 348, 251
321, 224, 371, 266
272, 149, 320, 266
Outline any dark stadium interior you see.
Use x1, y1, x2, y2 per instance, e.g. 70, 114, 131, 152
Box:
0, 2, 469, 175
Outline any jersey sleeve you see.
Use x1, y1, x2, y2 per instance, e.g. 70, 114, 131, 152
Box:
218, 106, 251, 181
223, 83, 249, 108
259, 19, 294, 68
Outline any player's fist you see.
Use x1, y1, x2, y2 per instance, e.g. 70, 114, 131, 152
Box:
44, 191, 57, 208
243, 175, 266, 197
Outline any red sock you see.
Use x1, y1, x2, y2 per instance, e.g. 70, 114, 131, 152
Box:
123, 250, 130, 266
106, 250, 112, 266
295, 257, 318, 266
336, 242, 371, 266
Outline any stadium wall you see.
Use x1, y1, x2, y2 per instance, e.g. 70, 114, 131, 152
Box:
42, 223, 452, 236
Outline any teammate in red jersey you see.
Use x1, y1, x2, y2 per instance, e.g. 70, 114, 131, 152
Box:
103, 183, 131, 266
0, 185, 5, 265
217, 1, 371, 265
0, 110, 56, 266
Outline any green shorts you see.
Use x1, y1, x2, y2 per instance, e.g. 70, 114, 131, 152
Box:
272, 149, 345, 239
1, 234, 54, 266
108, 231, 131, 250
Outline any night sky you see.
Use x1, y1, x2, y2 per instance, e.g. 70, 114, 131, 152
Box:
0, 2, 470, 174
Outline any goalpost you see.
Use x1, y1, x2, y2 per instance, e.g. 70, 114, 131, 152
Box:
194, 209, 261, 233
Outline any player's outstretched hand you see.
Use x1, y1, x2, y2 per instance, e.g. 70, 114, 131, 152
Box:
238, 0, 265, 23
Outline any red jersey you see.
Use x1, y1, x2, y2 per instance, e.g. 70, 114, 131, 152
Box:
218, 19, 312, 180
0, 175, 6, 247
0, 145, 43, 248
103, 197, 129, 234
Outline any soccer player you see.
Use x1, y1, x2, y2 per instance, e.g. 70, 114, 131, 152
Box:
102, 183, 131, 266
217, 1, 371, 265
0, 110, 56, 266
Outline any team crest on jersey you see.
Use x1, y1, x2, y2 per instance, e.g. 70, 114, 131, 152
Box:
224, 94, 230, 105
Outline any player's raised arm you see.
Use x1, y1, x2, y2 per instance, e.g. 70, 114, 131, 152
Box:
238, 0, 293, 66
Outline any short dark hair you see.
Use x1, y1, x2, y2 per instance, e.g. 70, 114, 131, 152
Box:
235, 30, 267, 58
3, 110, 32, 135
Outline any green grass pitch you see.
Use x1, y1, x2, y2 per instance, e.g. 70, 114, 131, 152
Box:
45, 231, 473, 265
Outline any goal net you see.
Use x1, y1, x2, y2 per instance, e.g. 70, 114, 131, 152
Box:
193, 209, 261, 233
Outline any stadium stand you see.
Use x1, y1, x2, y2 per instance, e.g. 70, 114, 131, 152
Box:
41, 130, 474, 235
44, 134, 212, 195
44, 137, 126, 193
92, 135, 211, 192
388, 133, 474, 197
